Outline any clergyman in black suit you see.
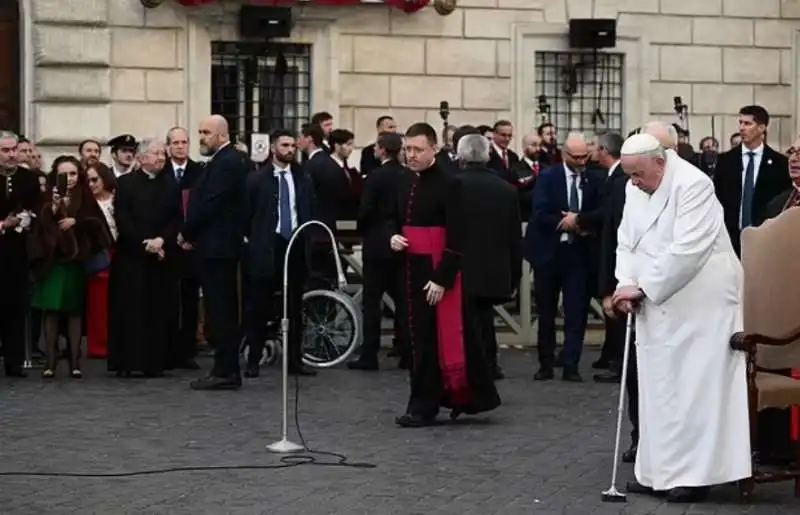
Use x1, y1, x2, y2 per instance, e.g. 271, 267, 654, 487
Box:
164, 126, 203, 369
457, 134, 522, 380
359, 115, 397, 177
304, 123, 347, 290
348, 132, 406, 371
183, 115, 250, 391
487, 120, 521, 185
713, 105, 790, 257
242, 130, 316, 378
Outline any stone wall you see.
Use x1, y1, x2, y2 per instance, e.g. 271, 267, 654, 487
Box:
29, 0, 187, 162
25, 0, 800, 164
331, 0, 800, 150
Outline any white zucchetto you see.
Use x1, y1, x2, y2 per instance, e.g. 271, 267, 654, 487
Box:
621, 133, 661, 156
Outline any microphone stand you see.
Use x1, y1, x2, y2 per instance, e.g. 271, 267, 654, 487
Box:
267, 220, 347, 454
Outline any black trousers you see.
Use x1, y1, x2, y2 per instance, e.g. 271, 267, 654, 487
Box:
471, 297, 498, 367
307, 246, 337, 291
172, 278, 199, 364
602, 314, 626, 372
245, 237, 306, 367
0, 298, 27, 374
360, 257, 402, 362
626, 339, 639, 444
198, 258, 240, 377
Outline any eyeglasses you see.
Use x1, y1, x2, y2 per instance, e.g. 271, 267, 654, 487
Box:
565, 151, 590, 161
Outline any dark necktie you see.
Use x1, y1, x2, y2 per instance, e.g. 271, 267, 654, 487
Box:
175, 167, 184, 183
502, 149, 509, 169
568, 173, 579, 243
278, 171, 292, 240
741, 151, 756, 228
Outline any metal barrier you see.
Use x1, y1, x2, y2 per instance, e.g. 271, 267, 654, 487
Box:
336, 221, 603, 347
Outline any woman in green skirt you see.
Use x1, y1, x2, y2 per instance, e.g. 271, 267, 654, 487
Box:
29, 156, 112, 378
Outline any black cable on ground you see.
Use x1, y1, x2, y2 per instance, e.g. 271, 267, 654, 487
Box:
0, 371, 376, 478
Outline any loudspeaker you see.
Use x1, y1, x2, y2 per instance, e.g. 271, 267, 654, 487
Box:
568, 18, 617, 49
239, 6, 292, 39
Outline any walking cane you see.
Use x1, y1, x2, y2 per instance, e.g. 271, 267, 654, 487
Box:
601, 311, 634, 503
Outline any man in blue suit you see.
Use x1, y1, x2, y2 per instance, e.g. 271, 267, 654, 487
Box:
523, 133, 602, 382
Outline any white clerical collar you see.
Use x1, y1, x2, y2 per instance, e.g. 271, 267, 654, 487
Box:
381, 158, 391, 164
142, 169, 156, 180
741, 142, 764, 156
330, 154, 346, 169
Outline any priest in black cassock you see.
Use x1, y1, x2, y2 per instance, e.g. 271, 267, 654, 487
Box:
389, 123, 501, 427
107, 139, 183, 377
0, 131, 40, 377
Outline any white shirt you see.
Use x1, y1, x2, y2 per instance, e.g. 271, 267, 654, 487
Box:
739, 143, 764, 228
171, 160, 188, 183
112, 162, 130, 178
97, 197, 118, 241
274, 164, 298, 235
492, 143, 508, 161
561, 163, 583, 242
308, 148, 323, 160
607, 160, 621, 179
212, 141, 231, 159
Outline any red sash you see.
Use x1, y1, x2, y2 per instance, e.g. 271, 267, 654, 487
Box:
403, 225, 471, 406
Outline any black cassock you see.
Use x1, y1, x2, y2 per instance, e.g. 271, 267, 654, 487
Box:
108, 170, 182, 375
395, 163, 501, 421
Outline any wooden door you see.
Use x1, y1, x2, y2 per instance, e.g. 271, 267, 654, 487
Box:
0, 1, 19, 133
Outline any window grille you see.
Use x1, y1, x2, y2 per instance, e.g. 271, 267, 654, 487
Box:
534, 51, 624, 141
211, 41, 312, 144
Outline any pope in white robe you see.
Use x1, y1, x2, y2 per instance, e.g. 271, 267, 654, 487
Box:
612, 133, 751, 500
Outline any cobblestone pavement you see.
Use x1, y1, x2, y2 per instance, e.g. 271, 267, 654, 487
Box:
0, 350, 797, 515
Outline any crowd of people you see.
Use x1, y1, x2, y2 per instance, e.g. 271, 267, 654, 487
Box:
2, 102, 800, 503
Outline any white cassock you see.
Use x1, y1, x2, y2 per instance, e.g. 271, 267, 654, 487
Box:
615, 149, 751, 490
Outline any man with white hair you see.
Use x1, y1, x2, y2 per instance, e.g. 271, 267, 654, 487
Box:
641, 121, 678, 150
611, 133, 750, 503
456, 134, 522, 379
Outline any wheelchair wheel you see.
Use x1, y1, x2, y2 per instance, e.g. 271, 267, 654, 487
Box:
302, 289, 361, 368
239, 335, 279, 367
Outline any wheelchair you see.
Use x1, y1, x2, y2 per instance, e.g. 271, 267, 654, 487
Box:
239, 249, 362, 369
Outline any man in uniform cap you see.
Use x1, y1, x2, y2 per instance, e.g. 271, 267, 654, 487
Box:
108, 134, 138, 178
612, 133, 750, 502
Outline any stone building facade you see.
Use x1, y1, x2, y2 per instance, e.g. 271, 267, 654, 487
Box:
4, 0, 800, 166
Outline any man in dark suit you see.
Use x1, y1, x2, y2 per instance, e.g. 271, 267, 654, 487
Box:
511, 132, 543, 217
242, 129, 316, 378
348, 132, 406, 371
457, 134, 522, 380
164, 126, 203, 369
487, 120, 521, 184
579, 132, 626, 378
713, 105, 790, 257
311, 111, 334, 153
305, 124, 347, 290
359, 115, 397, 176
183, 115, 249, 390
524, 133, 601, 382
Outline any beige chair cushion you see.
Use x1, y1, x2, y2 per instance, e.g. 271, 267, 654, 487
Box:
756, 371, 800, 411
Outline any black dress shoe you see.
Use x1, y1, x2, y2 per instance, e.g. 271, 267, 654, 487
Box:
593, 371, 622, 383
190, 375, 242, 390
288, 365, 317, 377
666, 486, 709, 503
491, 364, 505, 380
626, 480, 655, 495
592, 358, 611, 370
244, 364, 260, 378
347, 359, 379, 371
395, 414, 435, 427
562, 369, 583, 382
533, 367, 554, 381
622, 443, 637, 463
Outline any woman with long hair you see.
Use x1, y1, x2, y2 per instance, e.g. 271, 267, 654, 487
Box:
85, 162, 118, 359
29, 155, 112, 378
